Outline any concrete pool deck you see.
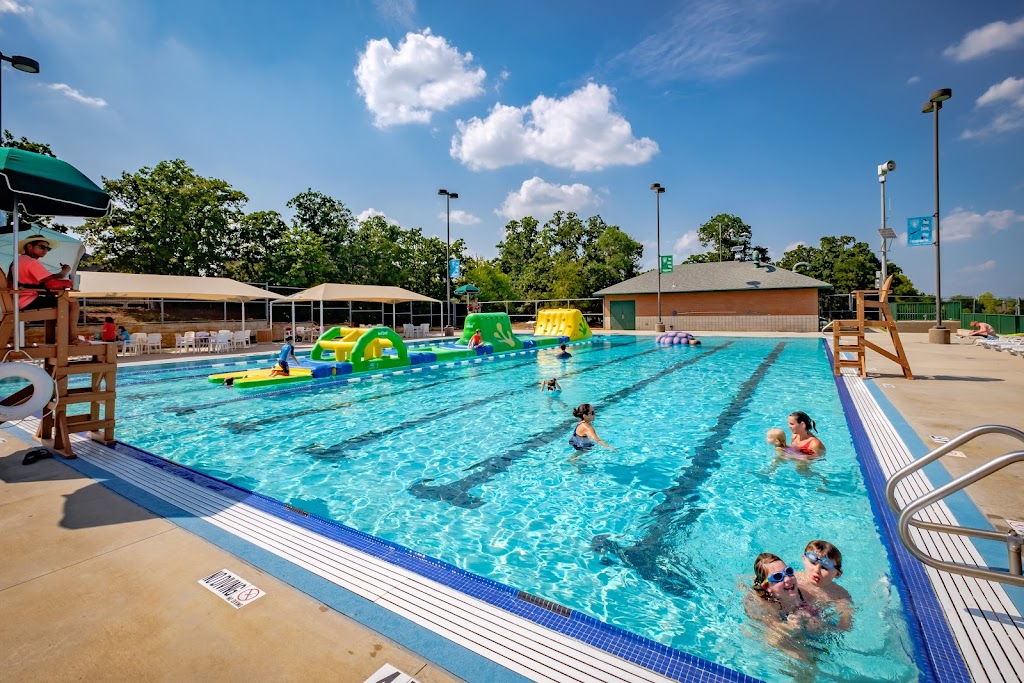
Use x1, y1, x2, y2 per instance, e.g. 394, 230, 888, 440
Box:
1, 331, 1021, 682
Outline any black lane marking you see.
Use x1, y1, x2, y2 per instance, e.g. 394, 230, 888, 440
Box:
591, 341, 787, 597
407, 342, 735, 508
296, 340, 655, 458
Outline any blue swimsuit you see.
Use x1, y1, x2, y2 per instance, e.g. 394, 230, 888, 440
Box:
569, 422, 595, 450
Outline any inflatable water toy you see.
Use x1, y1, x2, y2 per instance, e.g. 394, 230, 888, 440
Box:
209, 311, 592, 389
656, 331, 700, 345
534, 308, 592, 341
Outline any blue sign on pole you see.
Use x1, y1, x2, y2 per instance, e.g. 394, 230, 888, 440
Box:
448, 258, 460, 279
907, 216, 933, 246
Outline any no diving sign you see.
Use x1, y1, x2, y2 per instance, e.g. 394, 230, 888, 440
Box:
198, 569, 266, 608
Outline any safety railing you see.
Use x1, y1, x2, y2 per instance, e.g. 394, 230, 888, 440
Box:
885, 425, 1024, 586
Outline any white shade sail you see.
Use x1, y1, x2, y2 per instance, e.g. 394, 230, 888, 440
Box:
286, 283, 439, 304
71, 272, 285, 302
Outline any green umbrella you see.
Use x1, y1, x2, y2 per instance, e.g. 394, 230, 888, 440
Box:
454, 284, 481, 295
0, 148, 110, 350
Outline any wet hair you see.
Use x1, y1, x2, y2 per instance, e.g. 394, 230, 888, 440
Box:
766, 428, 787, 447
805, 539, 843, 572
573, 403, 594, 420
789, 411, 817, 434
560, 343, 567, 350
752, 552, 784, 599
546, 378, 557, 387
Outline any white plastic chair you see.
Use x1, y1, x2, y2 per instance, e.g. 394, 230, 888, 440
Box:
183, 331, 197, 352
232, 330, 249, 349
403, 323, 414, 338
174, 333, 187, 353
211, 332, 232, 353
144, 333, 162, 354
419, 323, 430, 338
125, 333, 146, 356
295, 326, 307, 343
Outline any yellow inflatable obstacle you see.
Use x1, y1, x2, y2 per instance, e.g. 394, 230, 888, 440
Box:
315, 327, 393, 362
534, 308, 592, 341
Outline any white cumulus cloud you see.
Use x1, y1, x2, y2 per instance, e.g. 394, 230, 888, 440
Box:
976, 76, 1024, 108
907, 75, 920, 85
356, 208, 398, 225
673, 230, 700, 258
0, 0, 30, 13
440, 209, 480, 225
959, 260, 997, 273
355, 28, 486, 128
961, 76, 1024, 139
451, 83, 658, 172
496, 177, 600, 220
48, 83, 107, 107
943, 16, 1024, 62
941, 208, 1024, 242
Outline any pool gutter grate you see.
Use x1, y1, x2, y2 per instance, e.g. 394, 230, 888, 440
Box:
515, 591, 571, 618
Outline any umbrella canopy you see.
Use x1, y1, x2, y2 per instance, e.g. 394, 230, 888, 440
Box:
0, 225, 86, 282
72, 272, 285, 302
454, 284, 481, 295
0, 148, 110, 217
287, 283, 439, 304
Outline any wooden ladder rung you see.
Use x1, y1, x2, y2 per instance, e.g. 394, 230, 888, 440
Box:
49, 389, 116, 405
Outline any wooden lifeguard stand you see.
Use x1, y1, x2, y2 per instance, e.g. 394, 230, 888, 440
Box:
0, 277, 117, 457
832, 275, 914, 380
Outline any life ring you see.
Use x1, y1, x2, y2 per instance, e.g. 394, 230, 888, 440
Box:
0, 362, 55, 421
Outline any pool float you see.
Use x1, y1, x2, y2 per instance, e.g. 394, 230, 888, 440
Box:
655, 331, 701, 346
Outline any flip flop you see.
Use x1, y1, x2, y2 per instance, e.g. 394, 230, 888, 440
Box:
22, 448, 54, 466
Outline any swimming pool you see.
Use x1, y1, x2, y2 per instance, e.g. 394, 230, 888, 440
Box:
106, 336, 918, 682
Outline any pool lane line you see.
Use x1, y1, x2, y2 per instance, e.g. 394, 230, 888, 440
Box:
296, 340, 661, 458
408, 341, 736, 508
115, 337, 627, 421
219, 339, 638, 435
591, 341, 787, 597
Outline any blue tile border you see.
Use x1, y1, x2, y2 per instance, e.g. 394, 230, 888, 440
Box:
823, 340, 970, 683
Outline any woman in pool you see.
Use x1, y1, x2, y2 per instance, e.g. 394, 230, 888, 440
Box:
788, 411, 825, 457
569, 403, 614, 451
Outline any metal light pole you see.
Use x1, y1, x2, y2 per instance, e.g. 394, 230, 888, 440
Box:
922, 88, 952, 344
0, 52, 40, 146
651, 183, 666, 332
437, 188, 458, 334
877, 160, 896, 285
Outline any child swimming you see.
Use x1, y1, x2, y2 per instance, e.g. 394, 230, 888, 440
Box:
745, 552, 822, 633
794, 540, 854, 630
766, 427, 788, 449
540, 377, 562, 393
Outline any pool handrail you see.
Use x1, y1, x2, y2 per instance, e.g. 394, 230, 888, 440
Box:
885, 424, 1024, 586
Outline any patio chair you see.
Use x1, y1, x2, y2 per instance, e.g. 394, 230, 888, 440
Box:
295, 326, 307, 343
210, 331, 232, 353
183, 331, 197, 352
403, 323, 414, 338
419, 323, 430, 338
232, 330, 249, 349
144, 333, 162, 354
173, 333, 187, 353
125, 333, 146, 356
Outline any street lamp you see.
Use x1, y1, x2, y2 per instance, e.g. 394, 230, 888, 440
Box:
437, 188, 458, 334
921, 88, 952, 344
650, 183, 666, 332
877, 160, 897, 285
0, 52, 40, 146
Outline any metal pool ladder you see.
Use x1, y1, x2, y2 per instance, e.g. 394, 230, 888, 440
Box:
885, 425, 1024, 586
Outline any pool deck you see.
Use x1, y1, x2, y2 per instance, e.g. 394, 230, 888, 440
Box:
1, 331, 1022, 682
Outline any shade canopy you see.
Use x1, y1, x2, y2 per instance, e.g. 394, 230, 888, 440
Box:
0, 148, 111, 218
454, 284, 481, 295
71, 272, 285, 302
286, 283, 440, 304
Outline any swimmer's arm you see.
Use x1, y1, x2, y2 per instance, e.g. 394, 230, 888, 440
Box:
809, 438, 826, 456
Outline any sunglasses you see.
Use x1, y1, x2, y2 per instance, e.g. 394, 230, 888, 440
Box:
31, 243, 53, 251
762, 566, 795, 586
804, 551, 838, 571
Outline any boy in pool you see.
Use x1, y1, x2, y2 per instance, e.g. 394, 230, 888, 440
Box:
540, 377, 561, 393
269, 340, 300, 377
794, 540, 853, 630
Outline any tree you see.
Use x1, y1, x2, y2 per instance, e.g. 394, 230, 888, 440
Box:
77, 159, 248, 275
776, 235, 921, 297
496, 216, 552, 300
2, 130, 55, 157
462, 258, 515, 303
684, 214, 766, 264
223, 210, 288, 283
286, 190, 356, 282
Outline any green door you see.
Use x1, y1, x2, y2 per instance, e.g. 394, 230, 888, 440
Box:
609, 300, 636, 330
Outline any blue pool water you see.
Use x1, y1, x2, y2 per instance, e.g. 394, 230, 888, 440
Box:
104, 336, 918, 682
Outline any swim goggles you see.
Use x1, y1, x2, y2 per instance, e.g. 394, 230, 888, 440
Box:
804, 551, 838, 571
762, 566, 795, 586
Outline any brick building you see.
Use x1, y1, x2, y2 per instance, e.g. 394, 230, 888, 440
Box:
594, 261, 831, 332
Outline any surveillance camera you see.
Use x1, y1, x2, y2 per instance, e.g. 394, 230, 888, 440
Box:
877, 160, 896, 176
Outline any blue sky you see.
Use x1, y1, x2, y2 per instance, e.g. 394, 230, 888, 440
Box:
2, 0, 1022, 296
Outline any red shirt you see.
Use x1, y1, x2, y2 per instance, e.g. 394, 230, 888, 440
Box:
12, 254, 54, 309
101, 322, 117, 342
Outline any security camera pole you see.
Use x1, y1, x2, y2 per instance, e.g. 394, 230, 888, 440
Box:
877, 160, 897, 286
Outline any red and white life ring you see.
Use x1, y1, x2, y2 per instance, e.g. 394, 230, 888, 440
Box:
0, 362, 55, 422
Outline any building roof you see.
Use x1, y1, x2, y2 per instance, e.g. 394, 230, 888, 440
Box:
593, 261, 832, 296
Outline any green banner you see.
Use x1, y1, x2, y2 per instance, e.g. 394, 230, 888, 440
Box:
660, 255, 673, 274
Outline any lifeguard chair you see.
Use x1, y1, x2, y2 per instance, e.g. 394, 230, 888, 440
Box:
832, 275, 913, 379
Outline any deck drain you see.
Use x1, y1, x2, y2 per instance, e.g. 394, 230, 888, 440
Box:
284, 504, 310, 517
516, 590, 571, 617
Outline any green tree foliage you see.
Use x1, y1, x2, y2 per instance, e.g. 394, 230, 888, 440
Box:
776, 235, 920, 297
462, 257, 515, 303
286, 190, 357, 282
78, 159, 248, 275
685, 214, 767, 264
2, 130, 55, 157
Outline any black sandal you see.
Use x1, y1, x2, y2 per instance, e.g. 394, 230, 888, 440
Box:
22, 448, 54, 465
